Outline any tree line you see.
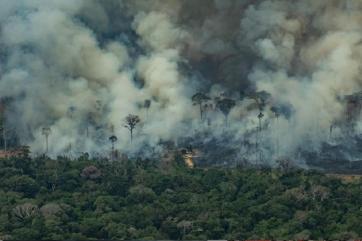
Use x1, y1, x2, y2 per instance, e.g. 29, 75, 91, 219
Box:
0, 154, 361, 240
37, 90, 275, 157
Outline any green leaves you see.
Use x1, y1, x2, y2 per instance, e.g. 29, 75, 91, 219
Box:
0, 156, 361, 239
4, 176, 39, 197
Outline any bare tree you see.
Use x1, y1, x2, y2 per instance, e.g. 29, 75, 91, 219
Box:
256, 112, 264, 165
124, 114, 140, 143
42, 127, 51, 153
67, 106, 77, 155
249, 92, 270, 165
192, 92, 210, 121
13, 203, 39, 221
216, 98, 236, 126
271, 106, 280, 157
144, 99, 151, 120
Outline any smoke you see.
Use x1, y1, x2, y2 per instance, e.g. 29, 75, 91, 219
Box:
0, 0, 361, 166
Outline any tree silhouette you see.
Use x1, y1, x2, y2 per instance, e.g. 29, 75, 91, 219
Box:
67, 106, 76, 119
124, 114, 140, 143
144, 99, 151, 120
85, 112, 94, 138
42, 127, 51, 153
256, 111, 264, 165
250, 91, 271, 110
270, 106, 280, 120
257, 112, 264, 132
109, 135, 118, 160
192, 92, 210, 121
216, 98, 236, 126
249, 92, 270, 165
66, 106, 76, 156
270, 106, 280, 157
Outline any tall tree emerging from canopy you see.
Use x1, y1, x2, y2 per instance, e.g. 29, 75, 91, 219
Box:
271, 106, 280, 157
249, 91, 270, 164
216, 98, 236, 126
124, 115, 140, 143
41, 127, 51, 154
192, 92, 210, 121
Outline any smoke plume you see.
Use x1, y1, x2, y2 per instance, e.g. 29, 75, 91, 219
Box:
1, 0, 362, 167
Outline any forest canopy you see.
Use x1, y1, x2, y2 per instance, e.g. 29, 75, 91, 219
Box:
0, 155, 361, 240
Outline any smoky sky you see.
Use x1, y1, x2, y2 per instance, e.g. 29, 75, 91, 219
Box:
0, 0, 362, 165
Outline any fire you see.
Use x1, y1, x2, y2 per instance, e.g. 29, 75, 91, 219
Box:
183, 153, 195, 168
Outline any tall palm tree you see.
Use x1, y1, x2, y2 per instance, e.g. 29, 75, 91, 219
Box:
192, 92, 210, 121
271, 106, 280, 158
257, 112, 264, 165
124, 114, 140, 143
216, 98, 236, 126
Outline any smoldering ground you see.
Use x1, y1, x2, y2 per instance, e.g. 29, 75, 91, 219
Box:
1, 0, 362, 167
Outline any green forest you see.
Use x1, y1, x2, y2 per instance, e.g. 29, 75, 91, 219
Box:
0, 154, 361, 240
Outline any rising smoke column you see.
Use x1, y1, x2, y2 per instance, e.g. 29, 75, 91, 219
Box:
243, 0, 362, 161
0, 0, 198, 157
0, 0, 361, 165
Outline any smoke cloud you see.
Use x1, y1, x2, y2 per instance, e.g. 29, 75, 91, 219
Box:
1, 0, 361, 167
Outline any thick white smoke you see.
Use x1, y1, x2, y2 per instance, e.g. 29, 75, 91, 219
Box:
0, 0, 361, 166
244, 0, 362, 161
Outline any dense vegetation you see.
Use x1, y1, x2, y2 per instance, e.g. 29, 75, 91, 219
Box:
0, 154, 361, 240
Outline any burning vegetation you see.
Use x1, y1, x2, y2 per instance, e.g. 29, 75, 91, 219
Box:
0, 1, 362, 173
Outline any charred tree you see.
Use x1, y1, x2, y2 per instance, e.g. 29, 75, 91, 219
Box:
216, 98, 236, 126
192, 92, 210, 121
